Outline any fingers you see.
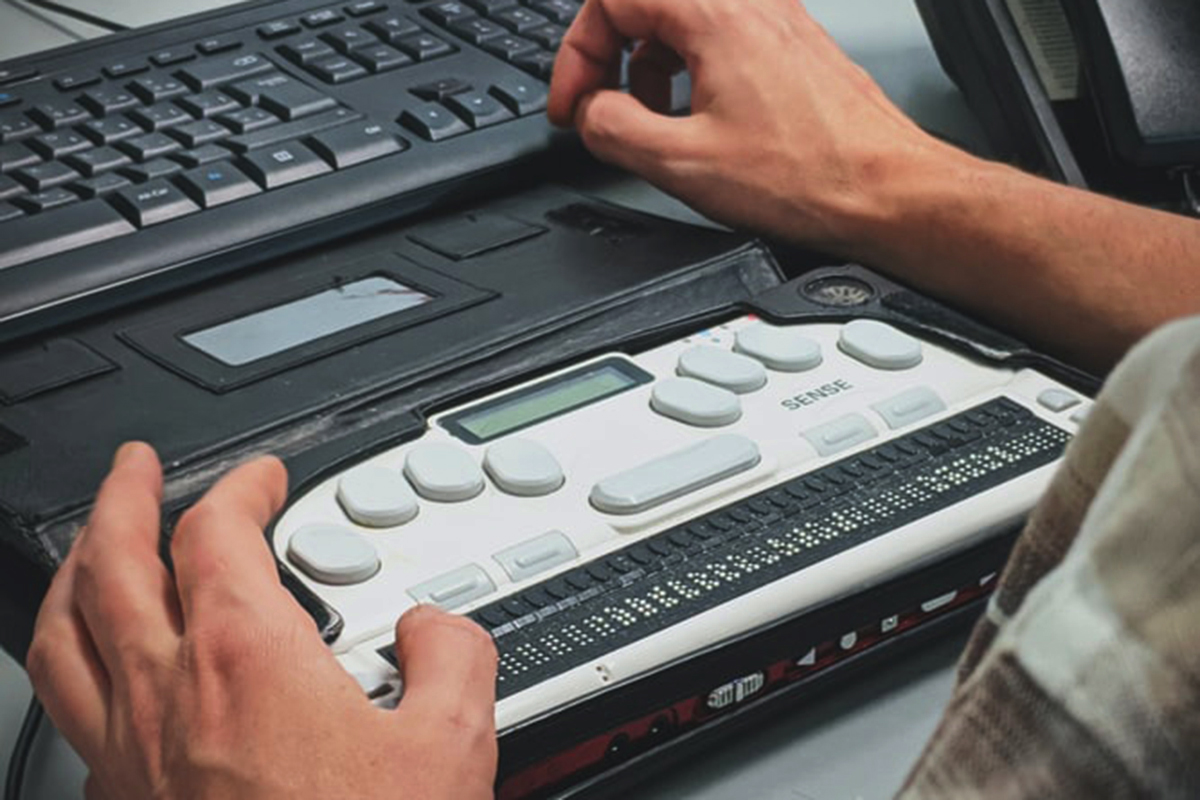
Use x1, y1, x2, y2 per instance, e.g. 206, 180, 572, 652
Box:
27, 545, 111, 763
72, 443, 182, 673
392, 606, 497, 738
170, 456, 292, 625
550, 0, 710, 126
627, 39, 685, 115
574, 89, 697, 184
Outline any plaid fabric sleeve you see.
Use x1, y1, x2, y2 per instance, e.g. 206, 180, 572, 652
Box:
898, 317, 1200, 799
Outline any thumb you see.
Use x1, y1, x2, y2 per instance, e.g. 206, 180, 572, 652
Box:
392, 605, 498, 735
575, 89, 696, 183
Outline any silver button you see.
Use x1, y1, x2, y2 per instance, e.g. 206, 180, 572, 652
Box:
287, 524, 381, 585
677, 345, 768, 393
1038, 388, 1081, 413
872, 387, 946, 430
484, 439, 564, 497
838, 320, 923, 370
733, 323, 823, 372
408, 564, 495, 610
404, 443, 484, 502
590, 434, 761, 515
802, 413, 877, 457
493, 531, 578, 582
337, 465, 419, 528
651, 377, 742, 428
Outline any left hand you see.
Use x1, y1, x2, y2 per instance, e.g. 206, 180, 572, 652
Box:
26, 442, 499, 800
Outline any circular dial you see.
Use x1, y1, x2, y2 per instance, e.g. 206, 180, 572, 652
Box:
802, 276, 876, 307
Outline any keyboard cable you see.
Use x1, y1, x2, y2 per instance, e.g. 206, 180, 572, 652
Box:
4, 697, 44, 800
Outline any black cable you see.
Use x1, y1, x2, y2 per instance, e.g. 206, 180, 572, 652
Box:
1, 0, 86, 41
21, 0, 126, 32
4, 697, 44, 800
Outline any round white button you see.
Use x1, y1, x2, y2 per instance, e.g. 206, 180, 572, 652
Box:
336, 465, 419, 528
651, 377, 742, 427
838, 320, 923, 370
287, 524, 381, 585
404, 443, 485, 502
677, 345, 768, 393
734, 323, 823, 372
484, 439, 564, 497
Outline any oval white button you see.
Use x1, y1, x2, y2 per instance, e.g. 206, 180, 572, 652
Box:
838, 320, 923, 370
677, 345, 768, 394
734, 323, 823, 372
484, 438, 564, 497
337, 465, 419, 528
651, 377, 742, 428
404, 443, 484, 502
287, 524, 381, 585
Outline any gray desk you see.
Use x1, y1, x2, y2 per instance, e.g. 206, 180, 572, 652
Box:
0, 2, 988, 797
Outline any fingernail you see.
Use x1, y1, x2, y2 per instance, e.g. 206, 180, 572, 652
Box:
113, 441, 143, 467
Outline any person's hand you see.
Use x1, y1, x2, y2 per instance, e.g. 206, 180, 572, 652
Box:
26, 442, 498, 800
548, 0, 964, 254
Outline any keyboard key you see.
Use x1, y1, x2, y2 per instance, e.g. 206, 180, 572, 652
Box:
512, 50, 555, 79
29, 101, 91, 129
345, 1, 386, 16
0, 142, 40, 172
171, 143, 231, 167
71, 172, 132, 198
423, 2, 477, 26
365, 16, 421, 43
307, 56, 369, 84
481, 34, 539, 60
79, 87, 140, 115
229, 74, 337, 120
128, 76, 190, 104
169, 118, 231, 148
130, 103, 193, 131
443, 90, 512, 127
0, 67, 37, 85
307, 121, 405, 168
352, 45, 412, 72
448, 17, 506, 44
81, 116, 142, 145
64, 146, 133, 177
0, 202, 23, 222
239, 141, 332, 188
491, 7, 549, 33
177, 162, 262, 207
28, 130, 91, 159
321, 28, 378, 53
0, 114, 38, 143
103, 61, 149, 79
0, 198, 135, 267
465, 0, 517, 12
279, 39, 338, 65
118, 132, 183, 161
110, 179, 200, 226
196, 35, 242, 55
398, 103, 470, 141
258, 20, 301, 40
220, 107, 280, 134
178, 52, 273, 90
302, 9, 344, 27
411, 77, 473, 101
149, 48, 196, 67
121, 158, 182, 183
526, 22, 566, 51
224, 107, 361, 152
489, 77, 547, 115
396, 32, 455, 60
528, 0, 580, 24
177, 91, 240, 119
14, 187, 79, 213
53, 71, 101, 91
0, 174, 22, 199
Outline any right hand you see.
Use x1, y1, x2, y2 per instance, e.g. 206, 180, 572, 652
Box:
548, 0, 962, 254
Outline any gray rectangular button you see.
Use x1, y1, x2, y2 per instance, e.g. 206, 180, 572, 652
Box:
408, 564, 495, 610
872, 387, 946, 430
494, 531, 577, 582
803, 413, 877, 457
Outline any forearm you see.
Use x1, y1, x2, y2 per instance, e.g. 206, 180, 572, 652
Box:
845, 145, 1200, 373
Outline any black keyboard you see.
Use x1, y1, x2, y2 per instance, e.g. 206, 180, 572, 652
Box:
0, 0, 584, 342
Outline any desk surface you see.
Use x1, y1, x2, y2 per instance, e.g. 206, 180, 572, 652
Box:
0, 2, 987, 797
